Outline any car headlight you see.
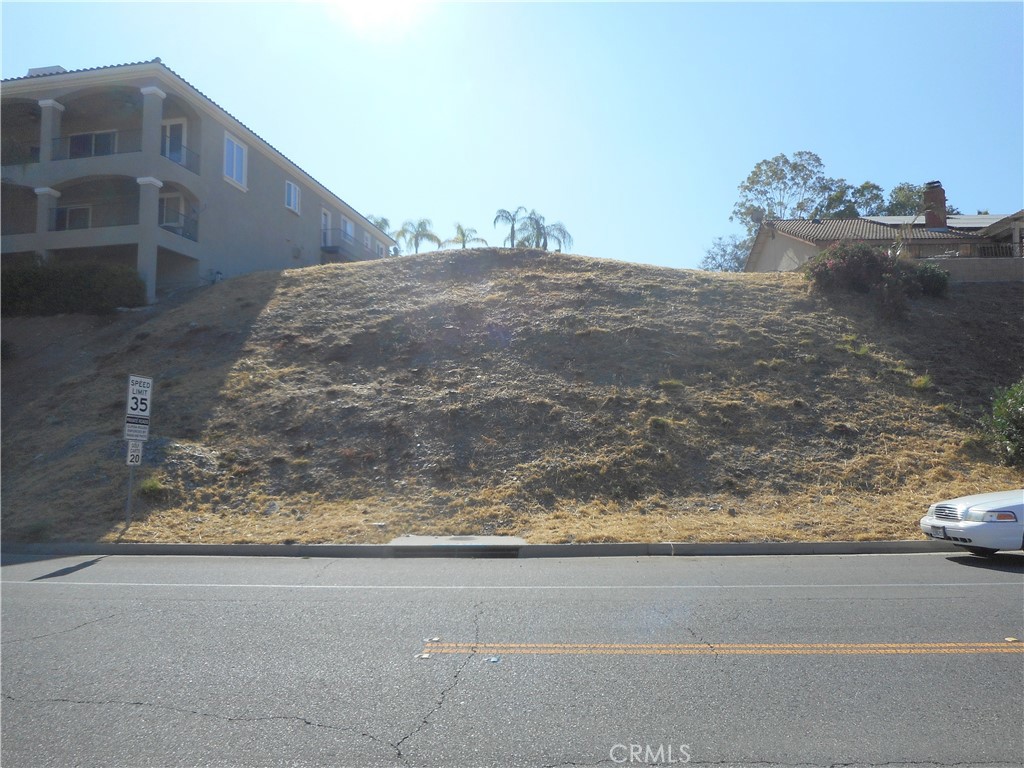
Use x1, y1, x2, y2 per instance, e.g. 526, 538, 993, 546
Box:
963, 509, 1019, 522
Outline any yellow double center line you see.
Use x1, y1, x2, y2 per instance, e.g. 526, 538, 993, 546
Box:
422, 642, 1023, 656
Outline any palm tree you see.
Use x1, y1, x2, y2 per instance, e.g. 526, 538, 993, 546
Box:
443, 223, 488, 249
516, 210, 573, 251
395, 218, 441, 254
366, 215, 392, 235
542, 220, 573, 252
516, 209, 546, 248
493, 206, 527, 248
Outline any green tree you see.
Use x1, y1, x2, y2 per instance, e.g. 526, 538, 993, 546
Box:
730, 150, 832, 236
366, 215, 392, 235
884, 183, 961, 216
814, 180, 886, 218
700, 234, 752, 272
493, 206, 527, 247
395, 219, 441, 254
443, 223, 488, 249
516, 210, 573, 251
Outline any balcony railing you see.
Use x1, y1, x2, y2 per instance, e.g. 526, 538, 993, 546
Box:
975, 243, 1022, 259
321, 228, 358, 258
161, 138, 200, 174
1, 138, 40, 166
52, 130, 142, 161
160, 211, 199, 242
49, 198, 139, 231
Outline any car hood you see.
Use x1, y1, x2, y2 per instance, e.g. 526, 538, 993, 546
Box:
938, 489, 1024, 513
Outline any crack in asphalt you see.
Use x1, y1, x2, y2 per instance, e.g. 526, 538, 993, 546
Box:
393, 601, 486, 760
1, 612, 136, 644
0, 693, 394, 756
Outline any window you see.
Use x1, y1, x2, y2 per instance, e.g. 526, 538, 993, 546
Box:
321, 209, 331, 247
159, 194, 184, 227
54, 205, 91, 231
341, 217, 354, 242
68, 131, 116, 159
162, 120, 187, 164
285, 181, 300, 213
376, 241, 386, 258
224, 133, 247, 188
363, 232, 371, 249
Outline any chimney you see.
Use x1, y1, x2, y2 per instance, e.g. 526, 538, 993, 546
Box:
923, 180, 947, 229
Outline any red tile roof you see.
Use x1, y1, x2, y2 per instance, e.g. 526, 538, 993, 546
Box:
768, 218, 987, 243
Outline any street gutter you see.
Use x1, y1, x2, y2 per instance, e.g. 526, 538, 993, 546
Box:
0, 539, 963, 560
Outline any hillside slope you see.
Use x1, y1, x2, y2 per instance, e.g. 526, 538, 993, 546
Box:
2, 248, 1022, 543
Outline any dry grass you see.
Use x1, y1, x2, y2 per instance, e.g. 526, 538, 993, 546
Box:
2, 248, 1022, 544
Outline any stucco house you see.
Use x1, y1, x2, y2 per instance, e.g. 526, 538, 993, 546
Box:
744, 182, 1023, 283
1, 59, 397, 302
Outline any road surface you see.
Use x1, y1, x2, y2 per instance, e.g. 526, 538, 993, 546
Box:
2, 551, 1022, 767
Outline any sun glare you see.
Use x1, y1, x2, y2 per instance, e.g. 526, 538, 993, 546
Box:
323, 0, 432, 36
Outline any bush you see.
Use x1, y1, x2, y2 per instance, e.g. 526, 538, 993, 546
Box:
1, 262, 145, 316
803, 242, 950, 320
987, 378, 1024, 466
915, 261, 951, 298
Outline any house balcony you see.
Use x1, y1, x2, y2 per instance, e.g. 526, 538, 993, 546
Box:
161, 136, 200, 174
1, 138, 40, 166
48, 197, 139, 231
159, 210, 199, 242
321, 228, 359, 261
51, 129, 142, 160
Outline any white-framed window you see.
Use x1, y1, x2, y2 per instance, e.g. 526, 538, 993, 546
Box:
161, 119, 187, 164
363, 232, 371, 249
54, 205, 91, 231
158, 193, 184, 227
224, 132, 247, 189
375, 241, 386, 258
68, 130, 117, 159
321, 209, 332, 247
285, 181, 300, 213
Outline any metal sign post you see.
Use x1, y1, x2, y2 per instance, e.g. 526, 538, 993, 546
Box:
124, 376, 153, 526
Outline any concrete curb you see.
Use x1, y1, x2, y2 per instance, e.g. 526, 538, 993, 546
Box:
0, 540, 963, 560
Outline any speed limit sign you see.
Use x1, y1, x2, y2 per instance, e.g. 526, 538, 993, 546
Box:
124, 375, 153, 441
126, 440, 143, 466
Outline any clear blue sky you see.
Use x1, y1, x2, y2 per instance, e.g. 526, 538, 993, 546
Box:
3, 1, 1022, 270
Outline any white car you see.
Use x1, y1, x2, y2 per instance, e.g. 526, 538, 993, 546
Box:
920, 489, 1024, 555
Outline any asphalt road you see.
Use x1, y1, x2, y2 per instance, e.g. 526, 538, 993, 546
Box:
2, 552, 1022, 768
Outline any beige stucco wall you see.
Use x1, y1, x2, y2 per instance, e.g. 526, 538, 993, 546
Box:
747, 233, 818, 272
921, 257, 1024, 283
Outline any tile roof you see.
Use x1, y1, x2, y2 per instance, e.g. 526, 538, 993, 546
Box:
768, 218, 987, 243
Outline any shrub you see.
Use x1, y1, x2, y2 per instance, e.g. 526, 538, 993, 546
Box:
915, 261, 951, 298
987, 378, 1024, 466
803, 241, 950, 320
1, 262, 145, 316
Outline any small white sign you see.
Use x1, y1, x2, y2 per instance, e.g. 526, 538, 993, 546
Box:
126, 440, 143, 466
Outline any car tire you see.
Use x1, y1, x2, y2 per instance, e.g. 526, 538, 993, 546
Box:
956, 545, 1000, 557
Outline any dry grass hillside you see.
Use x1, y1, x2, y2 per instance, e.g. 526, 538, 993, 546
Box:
2, 248, 1022, 544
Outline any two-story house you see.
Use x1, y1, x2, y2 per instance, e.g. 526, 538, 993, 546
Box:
1, 58, 396, 302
